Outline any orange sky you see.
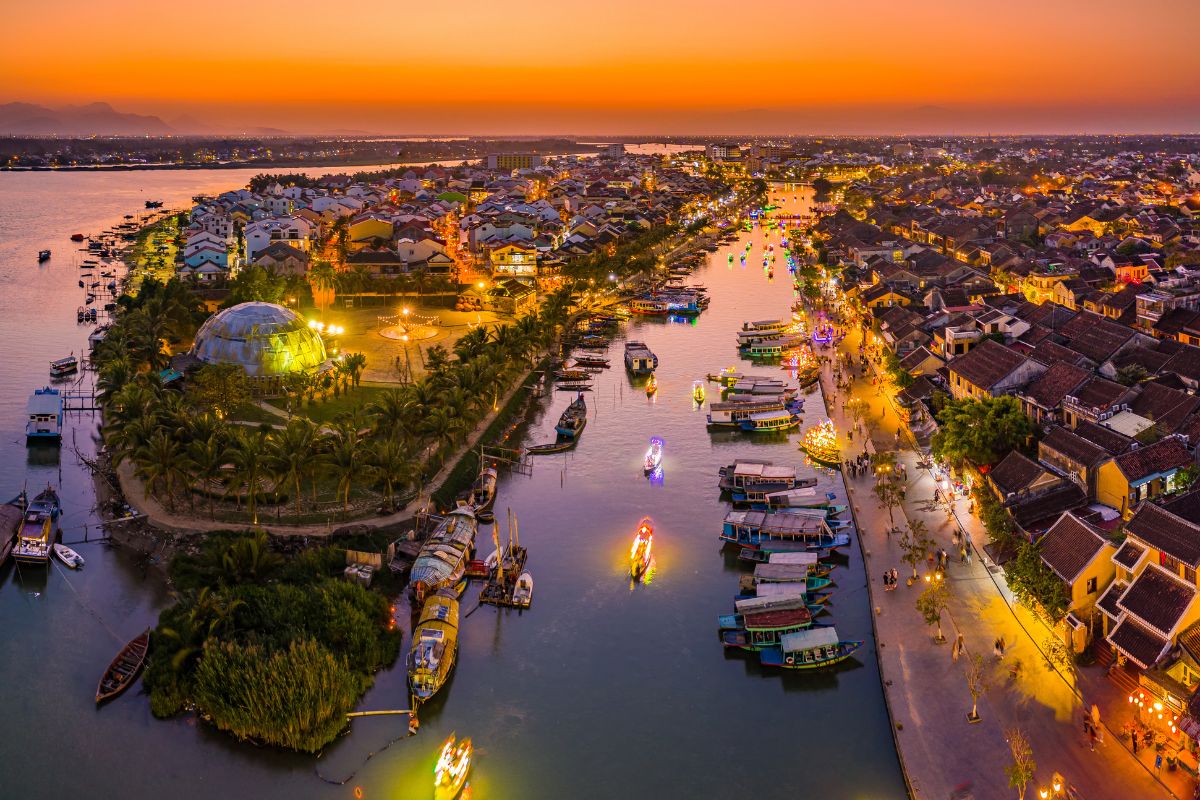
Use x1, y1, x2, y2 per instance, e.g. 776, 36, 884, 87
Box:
7, 0, 1200, 134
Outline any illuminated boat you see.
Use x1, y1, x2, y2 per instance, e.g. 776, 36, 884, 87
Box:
410, 508, 478, 601
631, 518, 654, 579
645, 374, 658, 396
738, 409, 799, 433
12, 486, 60, 565
643, 437, 664, 473
742, 319, 790, 334
692, 381, 705, 404
799, 420, 840, 467
408, 588, 460, 702
759, 626, 863, 670
434, 733, 472, 800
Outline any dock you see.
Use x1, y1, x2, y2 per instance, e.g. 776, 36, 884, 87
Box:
479, 545, 528, 607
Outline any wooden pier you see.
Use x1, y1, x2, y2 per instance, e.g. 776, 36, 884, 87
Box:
62, 388, 99, 412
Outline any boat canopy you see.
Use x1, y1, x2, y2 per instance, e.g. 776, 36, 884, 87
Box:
756, 581, 808, 596
754, 563, 812, 583
769, 551, 819, 565
781, 627, 840, 653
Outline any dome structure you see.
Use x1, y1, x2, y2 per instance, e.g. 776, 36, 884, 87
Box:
192, 302, 327, 379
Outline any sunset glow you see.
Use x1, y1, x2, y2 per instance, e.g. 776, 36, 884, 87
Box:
5, 0, 1199, 133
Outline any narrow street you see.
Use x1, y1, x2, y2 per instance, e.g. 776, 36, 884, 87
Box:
809, 306, 1175, 800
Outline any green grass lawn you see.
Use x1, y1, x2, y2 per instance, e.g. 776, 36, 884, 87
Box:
228, 402, 286, 427
266, 384, 391, 426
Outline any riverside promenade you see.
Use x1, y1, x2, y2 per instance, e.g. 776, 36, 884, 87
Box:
816, 321, 1172, 800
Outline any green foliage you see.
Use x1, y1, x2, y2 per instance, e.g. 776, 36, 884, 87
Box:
686, 217, 709, 234
931, 396, 1037, 467
187, 363, 253, 418
1005, 728, 1037, 799
1004, 542, 1069, 623
973, 486, 1015, 544
223, 265, 287, 307
811, 177, 833, 198
1114, 363, 1150, 386
915, 579, 950, 640
899, 519, 933, 579
146, 531, 402, 751
882, 348, 915, 389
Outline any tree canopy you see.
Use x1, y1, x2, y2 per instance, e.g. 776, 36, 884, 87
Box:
931, 396, 1037, 467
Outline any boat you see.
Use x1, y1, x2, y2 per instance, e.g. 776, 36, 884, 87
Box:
13, 487, 60, 565
53, 542, 85, 569
70, 233, 86, 242
799, 420, 841, 467
50, 354, 79, 378
692, 381, 705, 404
721, 509, 850, 553
572, 353, 610, 368
465, 466, 498, 512
738, 409, 800, 433
408, 588, 461, 701
96, 629, 151, 703
645, 374, 658, 396
26, 387, 63, 444
707, 398, 802, 429
629, 297, 670, 315
434, 733, 472, 800
410, 508, 478, 601
718, 460, 815, 495
630, 518, 654, 579
144, 200, 163, 208
512, 572, 533, 608
525, 440, 576, 455
764, 487, 838, 509
720, 607, 817, 650
554, 393, 587, 439
643, 437, 664, 473
742, 319, 790, 334
758, 626, 863, 670
624, 341, 658, 375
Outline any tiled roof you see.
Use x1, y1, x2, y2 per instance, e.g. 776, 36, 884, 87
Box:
1130, 383, 1200, 433
1113, 437, 1191, 483
1126, 503, 1200, 566
1097, 580, 1127, 619
1040, 425, 1110, 467
1022, 362, 1091, 410
1163, 490, 1200, 527
1009, 483, 1088, 531
1116, 565, 1196, 636
1113, 539, 1146, 570
948, 339, 1030, 391
1038, 512, 1111, 582
1060, 313, 1137, 362
990, 451, 1052, 498
1073, 420, 1134, 454
1067, 376, 1130, 412
1108, 617, 1170, 669
1026, 339, 1090, 368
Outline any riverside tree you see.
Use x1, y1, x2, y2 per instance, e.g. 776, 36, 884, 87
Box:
931, 395, 1038, 468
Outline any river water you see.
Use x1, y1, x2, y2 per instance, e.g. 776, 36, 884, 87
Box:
0, 171, 903, 797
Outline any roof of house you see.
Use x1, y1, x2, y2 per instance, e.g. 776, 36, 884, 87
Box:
1116, 564, 1196, 636
1067, 375, 1130, 411
1162, 490, 1200, 527
1126, 502, 1200, 566
1009, 483, 1088, 531
1039, 425, 1111, 467
1097, 580, 1128, 619
1130, 382, 1200, 433
1072, 419, 1134, 454
1112, 539, 1146, 571
1108, 616, 1170, 669
1026, 338, 1092, 368
1113, 437, 1191, 483
1022, 362, 1091, 410
1038, 512, 1111, 583
989, 451, 1053, 498
947, 339, 1030, 391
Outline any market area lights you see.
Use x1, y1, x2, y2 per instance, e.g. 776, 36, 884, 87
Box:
308, 320, 344, 336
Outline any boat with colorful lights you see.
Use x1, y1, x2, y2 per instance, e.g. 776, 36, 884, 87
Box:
434, 733, 473, 800
630, 518, 654, 579
643, 437, 663, 473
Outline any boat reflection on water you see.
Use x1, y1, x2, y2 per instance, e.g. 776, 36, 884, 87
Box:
434, 733, 472, 800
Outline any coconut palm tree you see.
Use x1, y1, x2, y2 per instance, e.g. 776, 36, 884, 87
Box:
453, 325, 492, 363
134, 430, 188, 511
369, 388, 414, 438
343, 352, 367, 387
421, 406, 466, 465
309, 259, 337, 319
229, 426, 271, 524
96, 357, 135, 405
270, 419, 318, 519
324, 424, 364, 514
186, 434, 228, 519
368, 437, 413, 509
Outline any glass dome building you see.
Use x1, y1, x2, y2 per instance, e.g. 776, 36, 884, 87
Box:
191, 302, 327, 381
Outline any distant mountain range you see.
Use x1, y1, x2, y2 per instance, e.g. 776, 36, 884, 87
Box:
0, 102, 296, 136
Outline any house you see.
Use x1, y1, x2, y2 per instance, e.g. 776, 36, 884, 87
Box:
1037, 511, 1117, 651
1017, 362, 1091, 425
988, 450, 1066, 503
489, 242, 539, 280
1062, 375, 1134, 428
1095, 436, 1193, 518
946, 339, 1047, 400
898, 346, 944, 377
484, 279, 538, 315
861, 283, 913, 309
1038, 423, 1129, 499
252, 242, 309, 277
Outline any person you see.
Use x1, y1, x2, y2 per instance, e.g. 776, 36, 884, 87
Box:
1089, 723, 1096, 752
890, 568, 899, 587
1132, 729, 1140, 754
883, 571, 890, 590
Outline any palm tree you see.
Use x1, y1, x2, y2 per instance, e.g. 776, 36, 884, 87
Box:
96, 357, 135, 405
186, 434, 228, 519
369, 437, 413, 509
453, 325, 492, 363
343, 352, 368, 387
421, 406, 466, 465
324, 424, 365, 513
369, 388, 415, 438
309, 259, 337, 319
270, 419, 317, 518
220, 530, 282, 583
229, 426, 271, 524
133, 430, 188, 511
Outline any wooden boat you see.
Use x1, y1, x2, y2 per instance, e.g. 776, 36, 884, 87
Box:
434, 733, 473, 800
26, 386, 63, 444
738, 409, 799, 433
53, 543, 85, 569
70, 233, 86, 242
720, 607, 818, 650
410, 509, 478, 601
13, 487, 60, 564
512, 572, 533, 608
96, 629, 150, 703
50, 355, 79, 378
554, 393, 587, 439
466, 466, 498, 512
624, 341, 658, 374
408, 588, 460, 701
721, 509, 849, 552
555, 381, 593, 392
708, 398, 802, 429
572, 353, 610, 368
645, 374, 658, 396
526, 440, 576, 455
630, 518, 654, 579
759, 626, 863, 670
38, 249, 51, 262
643, 437, 664, 473
692, 381, 705, 404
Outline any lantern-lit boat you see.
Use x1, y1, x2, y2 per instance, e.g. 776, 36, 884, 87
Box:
643, 437, 664, 474
645, 374, 658, 396
631, 518, 654, 579
692, 381, 705, 405
434, 733, 473, 800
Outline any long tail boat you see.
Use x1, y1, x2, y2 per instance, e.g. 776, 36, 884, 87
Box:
96, 629, 150, 703
759, 627, 863, 670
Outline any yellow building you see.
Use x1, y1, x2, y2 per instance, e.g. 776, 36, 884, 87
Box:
1022, 268, 1077, 305
1037, 511, 1118, 652
489, 243, 538, 279
1094, 437, 1192, 518
348, 216, 394, 245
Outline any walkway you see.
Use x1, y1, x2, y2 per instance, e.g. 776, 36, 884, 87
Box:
812, 313, 1172, 800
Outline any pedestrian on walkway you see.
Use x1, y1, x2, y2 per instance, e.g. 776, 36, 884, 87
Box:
890, 568, 898, 588
882, 571, 890, 590
1088, 723, 1097, 752
1132, 729, 1140, 754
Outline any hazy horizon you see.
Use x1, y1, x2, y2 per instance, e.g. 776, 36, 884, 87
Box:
6, 0, 1200, 136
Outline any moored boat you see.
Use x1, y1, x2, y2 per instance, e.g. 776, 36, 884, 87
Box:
13, 486, 60, 564
53, 543, 85, 569
50, 354, 79, 378
643, 437, 664, 473
721, 509, 850, 553
759, 626, 863, 670
738, 409, 800, 433
720, 606, 817, 650
512, 572, 533, 608
410, 508, 478, 601
466, 466, 498, 512
96, 629, 151, 703
434, 733, 473, 800
624, 341, 658, 374
630, 518, 654, 579
26, 386, 63, 444
408, 588, 460, 702
554, 393, 587, 439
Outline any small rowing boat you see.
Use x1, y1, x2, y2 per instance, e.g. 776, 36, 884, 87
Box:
53, 543, 84, 569
512, 572, 533, 608
96, 629, 150, 703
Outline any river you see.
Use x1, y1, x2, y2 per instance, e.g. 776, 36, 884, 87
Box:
0, 170, 903, 797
